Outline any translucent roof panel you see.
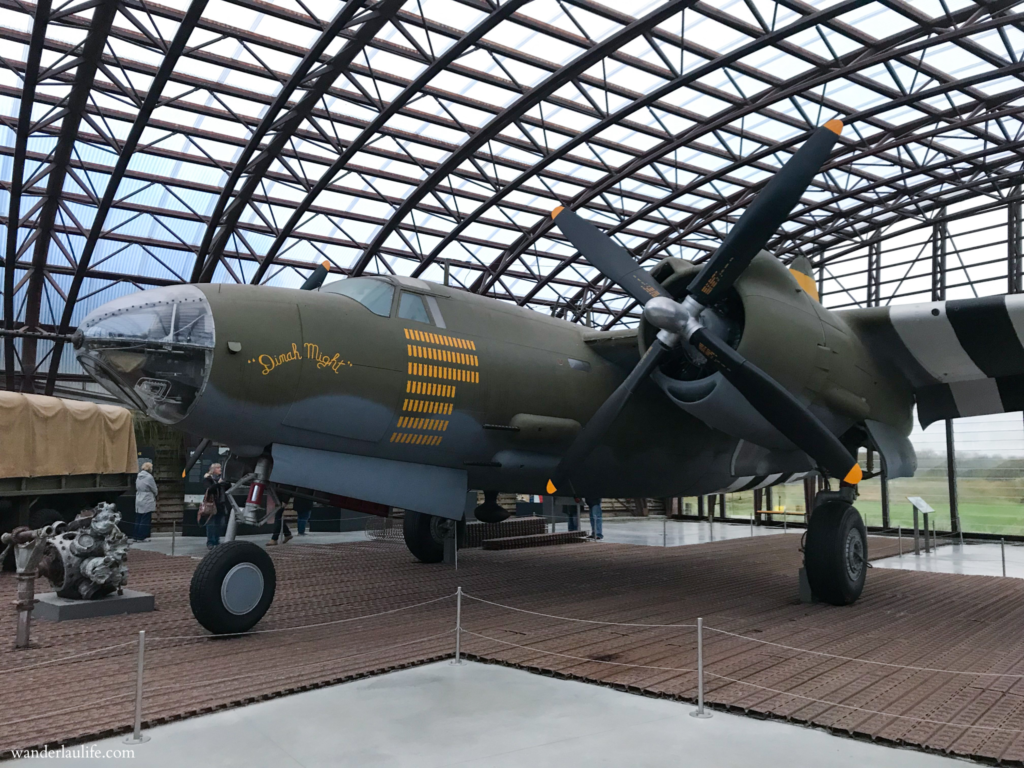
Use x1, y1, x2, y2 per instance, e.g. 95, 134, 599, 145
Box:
2, 0, 1024, 395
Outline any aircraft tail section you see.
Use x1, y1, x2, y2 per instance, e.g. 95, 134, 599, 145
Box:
845, 294, 1024, 427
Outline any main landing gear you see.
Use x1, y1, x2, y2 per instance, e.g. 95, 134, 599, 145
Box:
403, 510, 465, 563
190, 540, 276, 634
804, 488, 867, 605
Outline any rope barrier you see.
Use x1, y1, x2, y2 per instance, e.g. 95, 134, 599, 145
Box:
703, 627, 1024, 678
462, 594, 696, 629
703, 671, 1024, 734
3, 691, 135, 728
0, 640, 139, 675
461, 592, 1024, 678
461, 629, 696, 674
147, 593, 456, 642
143, 630, 457, 697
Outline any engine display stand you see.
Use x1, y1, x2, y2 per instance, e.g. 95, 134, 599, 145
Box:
35, 589, 155, 622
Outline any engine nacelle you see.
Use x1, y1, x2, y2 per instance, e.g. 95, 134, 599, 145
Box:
641, 253, 870, 451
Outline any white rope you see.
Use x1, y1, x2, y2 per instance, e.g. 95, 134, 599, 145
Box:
0, 640, 139, 675
144, 630, 456, 696
148, 593, 456, 641
704, 671, 1024, 734
704, 627, 1024, 678
462, 594, 697, 629
462, 629, 695, 674
3, 690, 134, 728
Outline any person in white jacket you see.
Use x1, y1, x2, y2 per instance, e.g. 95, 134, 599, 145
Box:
134, 462, 158, 542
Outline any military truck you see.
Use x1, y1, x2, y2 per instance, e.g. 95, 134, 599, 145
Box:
0, 391, 138, 536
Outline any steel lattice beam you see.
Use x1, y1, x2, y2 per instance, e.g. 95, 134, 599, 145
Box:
350, 0, 699, 277
15, 0, 118, 393
510, 4, 1024, 309
251, 0, 532, 285
195, 0, 406, 283
192, 0, 369, 280
3, 0, 51, 390
41, 0, 211, 395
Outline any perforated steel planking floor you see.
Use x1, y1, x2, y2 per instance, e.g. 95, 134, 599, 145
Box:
2, 530, 1023, 763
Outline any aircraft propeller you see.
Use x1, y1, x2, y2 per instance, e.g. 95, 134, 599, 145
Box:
546, 120, 861, 495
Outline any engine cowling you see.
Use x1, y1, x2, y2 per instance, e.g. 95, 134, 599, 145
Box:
640, 253, 853, 451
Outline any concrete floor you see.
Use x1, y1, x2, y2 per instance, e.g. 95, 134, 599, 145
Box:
552, 517, 793, 547
16, 662, 967, 768
874, 539, 1024, 579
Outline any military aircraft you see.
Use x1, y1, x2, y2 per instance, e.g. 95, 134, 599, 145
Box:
72, 120, 1024, 634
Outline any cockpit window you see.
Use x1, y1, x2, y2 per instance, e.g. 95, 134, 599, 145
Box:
398, 292, 432, 324
322, 277, 394, 317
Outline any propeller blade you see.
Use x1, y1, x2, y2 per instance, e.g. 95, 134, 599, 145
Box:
300, 260, 332, 291
687, 121, 843, 307
551, 207, 671, 307
547, 339, 669, 494
689, 327, 861, 484
182, 438, 211, 479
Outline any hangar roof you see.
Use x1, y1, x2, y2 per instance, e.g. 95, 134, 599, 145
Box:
2, 0, 1023, 393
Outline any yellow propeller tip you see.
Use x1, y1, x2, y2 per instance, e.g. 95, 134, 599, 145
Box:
181, 470, 187, 478
824, 118, 844, 135
843, 464, 862, 485
551, 206, 564, 220
321, 260, 331, 271
546, 479, 557, 494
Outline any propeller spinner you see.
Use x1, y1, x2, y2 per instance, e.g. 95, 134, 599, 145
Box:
545, 120, 861, 495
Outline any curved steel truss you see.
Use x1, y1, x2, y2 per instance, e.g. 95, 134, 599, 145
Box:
2, 0, 1024, 393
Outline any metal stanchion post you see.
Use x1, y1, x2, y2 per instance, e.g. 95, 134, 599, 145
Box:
690, 617, 712, 719
913, 508, 920, 556
125, 631, 150, 744
750, 513, 753, 537
923, 512, 930, 554
663, 517, 667, 547
1002, 539, 1006, 577
452, 587, 462, 665
171, 521, 176, 557
898, 525, 902, 557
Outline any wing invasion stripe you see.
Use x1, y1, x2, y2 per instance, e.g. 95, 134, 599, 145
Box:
949, 377, 1005, 418
890, 301, 986, 383
946, 296, 1024, 378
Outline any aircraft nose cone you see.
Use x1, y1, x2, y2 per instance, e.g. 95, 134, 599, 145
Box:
75, 285, 215, 423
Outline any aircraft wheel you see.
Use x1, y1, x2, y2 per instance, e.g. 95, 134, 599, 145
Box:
403, 511, 464, 563
804, 501, 867, 606
190, 541, 276, 634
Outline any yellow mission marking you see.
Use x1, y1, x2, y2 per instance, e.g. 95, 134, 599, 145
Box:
389, 433, 443, 446
407, 362, 479, 383
403, 327, 476, 350
403, 399, 454, 415
406, 345, 478, 367
396, 416, 449, 432
405, 381, 455, 398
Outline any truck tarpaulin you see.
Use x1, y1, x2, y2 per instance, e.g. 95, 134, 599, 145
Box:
0, 392, 138, 478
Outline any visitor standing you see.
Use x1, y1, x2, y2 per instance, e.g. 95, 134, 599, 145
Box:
133, 462, 157, 541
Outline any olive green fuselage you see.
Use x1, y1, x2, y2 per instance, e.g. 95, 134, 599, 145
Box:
178, 261, 913, 500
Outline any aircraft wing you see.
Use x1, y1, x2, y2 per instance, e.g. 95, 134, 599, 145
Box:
844, 294, 1024, 427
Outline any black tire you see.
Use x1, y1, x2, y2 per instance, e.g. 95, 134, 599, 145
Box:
404, 510, 459, 563
189, 541, 276, 634
29, 508, 63, 529
804, 501, 868, 606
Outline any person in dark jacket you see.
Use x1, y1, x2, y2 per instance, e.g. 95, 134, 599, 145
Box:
133, 462, 157, 541
203, 463, 228, 549
294, 495, 314, 536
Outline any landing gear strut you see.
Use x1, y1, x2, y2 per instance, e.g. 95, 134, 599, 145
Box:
804, 488, 867, 605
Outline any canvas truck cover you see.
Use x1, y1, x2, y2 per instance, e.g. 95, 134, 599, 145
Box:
0, 392, 138, 478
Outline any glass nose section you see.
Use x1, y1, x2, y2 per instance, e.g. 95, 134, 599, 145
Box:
73, 285, 215, 424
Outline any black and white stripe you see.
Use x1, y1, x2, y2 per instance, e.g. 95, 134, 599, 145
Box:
707, 471, 809, 496
867, 294, 1024, 426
